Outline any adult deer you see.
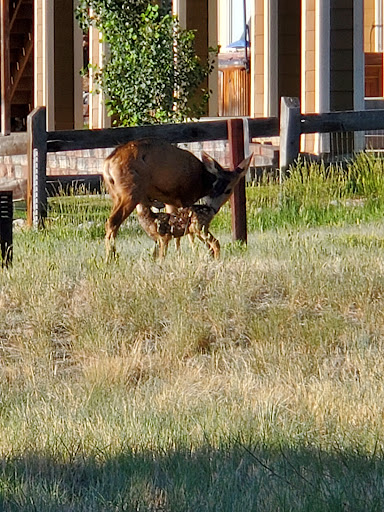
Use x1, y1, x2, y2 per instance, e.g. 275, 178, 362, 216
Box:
103, 138, 251, 259
135, 156, 251, 259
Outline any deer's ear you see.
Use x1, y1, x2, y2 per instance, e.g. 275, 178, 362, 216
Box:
201, 152, 223, 177
235, 154, 253, 176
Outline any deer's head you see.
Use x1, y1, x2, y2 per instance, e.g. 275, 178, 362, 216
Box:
201, 152, 253, 212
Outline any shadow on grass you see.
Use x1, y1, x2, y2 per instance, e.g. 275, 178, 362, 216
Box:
1, 443, 384, 511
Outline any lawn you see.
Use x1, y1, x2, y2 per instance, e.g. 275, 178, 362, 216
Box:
1, 153, 384, 510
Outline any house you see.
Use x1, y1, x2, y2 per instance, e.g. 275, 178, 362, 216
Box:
0, 0, 381, 158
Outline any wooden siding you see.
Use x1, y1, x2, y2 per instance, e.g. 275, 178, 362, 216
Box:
365, 52, 383, 97
330, 1, 354, 111
218, 66, 250, 117
278, 0, 301, 101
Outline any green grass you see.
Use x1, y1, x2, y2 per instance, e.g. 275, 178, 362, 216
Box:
3, 153, 384, 510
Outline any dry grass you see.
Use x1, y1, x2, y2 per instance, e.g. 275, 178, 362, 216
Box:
6, 151, 384, 509
1, 215, 384, 509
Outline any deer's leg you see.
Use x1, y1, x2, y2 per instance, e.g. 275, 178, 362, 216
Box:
165, 204, 181, 252
153, 243, 159, 259
158, 236, 171, 260
197, 230, 221, 259
105, 198, 136, 260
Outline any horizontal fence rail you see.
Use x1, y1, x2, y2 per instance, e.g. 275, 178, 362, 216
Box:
300, 109, 384, 134
46, 117, 280, 152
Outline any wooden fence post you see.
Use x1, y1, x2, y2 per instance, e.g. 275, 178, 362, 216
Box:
0, 190, 13, 267
227, 118, 247, 243
279, 97, 301, 179
27, 107, 47, 227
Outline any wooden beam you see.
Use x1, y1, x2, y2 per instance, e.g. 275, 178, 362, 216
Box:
10, 37, 33, 99
228, 119, 247, 243
279, 96, 301, 176
300, 109, 384, 134
1, 0, 11, 135
47, 120, 230, 152
46, 117, 280, 153
27, 107, 47, 227
9, 0, 23, 31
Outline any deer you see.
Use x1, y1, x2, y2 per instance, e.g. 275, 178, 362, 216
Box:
103, 138, 252, 259
136, 204, 220, 259
135, 155, 251, 260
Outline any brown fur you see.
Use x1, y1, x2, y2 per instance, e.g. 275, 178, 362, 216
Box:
103, 138, 252, 259
135, 156, 253, 260
136, 204, 220, 259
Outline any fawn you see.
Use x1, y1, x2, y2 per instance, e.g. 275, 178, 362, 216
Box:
136, 203, 220, 259
103, 138, 251, 259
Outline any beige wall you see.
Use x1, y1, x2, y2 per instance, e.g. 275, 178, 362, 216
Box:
301, 0, 316, 152
251, 0, 264, 116
302, 0, 316, 114
364, 0, 377, 52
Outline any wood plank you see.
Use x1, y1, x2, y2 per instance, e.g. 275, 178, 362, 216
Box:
9, 0, 23, 31
279, 96, 301, 174
1, 0, 11, 135
27, 107, 47, 227
47, 120, 229, 152
10, 37, 33, 99
248, 117, 279, 138
47, 117, 280, 153
228, 119, 247, 243
301, 109, 384, 134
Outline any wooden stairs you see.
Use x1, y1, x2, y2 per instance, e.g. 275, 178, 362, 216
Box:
8, 0, 33, 131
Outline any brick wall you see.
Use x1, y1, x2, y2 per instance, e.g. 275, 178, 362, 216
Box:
0, 141, 233, 200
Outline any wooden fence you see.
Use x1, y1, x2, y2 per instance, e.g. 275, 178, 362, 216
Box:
279, 96, 384, 174
26, 107, 279, 242
26, 97, 384, 244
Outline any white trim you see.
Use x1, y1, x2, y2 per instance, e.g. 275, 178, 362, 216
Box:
375, 0, 383, 52
45, 0, 54, 129
354, 0, 365, 151
73, 2, 83, 129
315, 0, 330, 114
301, 0, 307, 114
173, 0, 187, 28
98, 41, 111, 128
315, 0, 330, 154
263, 0, 278, 117
35, 0, 55, 129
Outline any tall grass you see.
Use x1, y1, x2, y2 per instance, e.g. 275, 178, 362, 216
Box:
214, 152, 384, 233
2, 152, 384, 510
